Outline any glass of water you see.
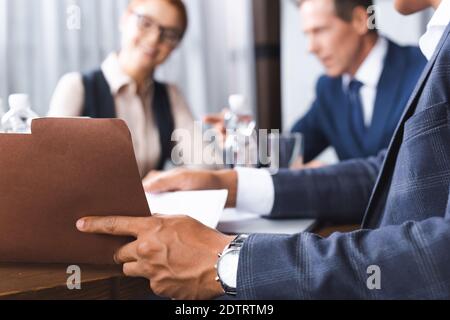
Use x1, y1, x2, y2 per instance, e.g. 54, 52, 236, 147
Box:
266, 132, 303, 172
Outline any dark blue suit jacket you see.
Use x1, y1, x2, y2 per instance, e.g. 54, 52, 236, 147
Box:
291, 39, 427, 162
237, 24, 450, 299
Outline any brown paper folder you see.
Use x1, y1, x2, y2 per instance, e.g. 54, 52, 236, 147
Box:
0, 118, 151, 265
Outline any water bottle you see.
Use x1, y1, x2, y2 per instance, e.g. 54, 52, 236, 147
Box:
1, 94, 39, 134
224, 94, 257, 168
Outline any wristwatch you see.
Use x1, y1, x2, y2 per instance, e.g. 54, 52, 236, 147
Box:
215, 234, 249, 296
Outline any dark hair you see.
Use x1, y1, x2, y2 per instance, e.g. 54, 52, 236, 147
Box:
295, 0, 376, 25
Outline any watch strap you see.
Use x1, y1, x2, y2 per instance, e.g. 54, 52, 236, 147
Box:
216, 234, 249, 296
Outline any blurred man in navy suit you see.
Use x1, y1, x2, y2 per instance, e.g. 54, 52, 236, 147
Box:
290, 0, 427, 165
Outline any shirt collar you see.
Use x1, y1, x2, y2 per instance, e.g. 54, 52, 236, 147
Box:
101, 53, 153, 95
419, 0, 450, 60
343, 36, 388, 90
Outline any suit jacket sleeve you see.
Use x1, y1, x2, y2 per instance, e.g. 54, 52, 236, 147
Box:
237, 194, 450, 299
291, 79, 331, 163
270, 150, 385, 224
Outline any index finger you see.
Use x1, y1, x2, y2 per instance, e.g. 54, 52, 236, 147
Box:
76, 216, 148, 237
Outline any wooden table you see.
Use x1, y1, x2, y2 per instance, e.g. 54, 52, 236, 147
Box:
0, 224, 359, 300
0, 263, 150, 300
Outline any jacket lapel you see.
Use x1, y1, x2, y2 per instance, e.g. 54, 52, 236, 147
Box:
361, 23, 450, 228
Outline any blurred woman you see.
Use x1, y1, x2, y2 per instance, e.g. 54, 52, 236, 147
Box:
48, 0, 195, 178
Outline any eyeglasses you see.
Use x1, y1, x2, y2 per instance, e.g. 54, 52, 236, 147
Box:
131, 11, 182, 47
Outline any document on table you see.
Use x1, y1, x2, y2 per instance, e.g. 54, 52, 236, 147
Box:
217, 209, 316, 235
146, 190, 228, 229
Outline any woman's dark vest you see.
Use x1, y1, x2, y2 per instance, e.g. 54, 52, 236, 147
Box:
81, 70, 175, 170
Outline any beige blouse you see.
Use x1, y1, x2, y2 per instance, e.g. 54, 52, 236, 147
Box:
48, 53, 197, 178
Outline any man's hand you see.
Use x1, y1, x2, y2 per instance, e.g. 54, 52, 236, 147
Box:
143, 168, 238, 208
76, 215, 235, 300
203, 110, 228, 147
204, 109, 254, 148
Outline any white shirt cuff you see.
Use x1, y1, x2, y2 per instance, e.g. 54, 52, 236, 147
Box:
235, 167, 275, 216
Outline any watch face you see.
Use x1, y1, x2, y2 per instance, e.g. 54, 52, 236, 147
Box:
217, 249, 240, 289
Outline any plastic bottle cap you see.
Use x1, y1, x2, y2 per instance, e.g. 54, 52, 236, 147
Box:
9, 94, 31, 110
229, 94, 248, 114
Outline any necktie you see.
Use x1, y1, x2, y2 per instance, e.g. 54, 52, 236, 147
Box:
347, 79, 366, 145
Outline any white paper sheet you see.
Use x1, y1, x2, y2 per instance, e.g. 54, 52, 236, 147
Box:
146, 190, 228, 229
217, 209, 316, 235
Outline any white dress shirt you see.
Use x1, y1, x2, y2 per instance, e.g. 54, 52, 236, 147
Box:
235, 3, 449, 215
235, 167, 275, 215
419, 0, 450, 60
